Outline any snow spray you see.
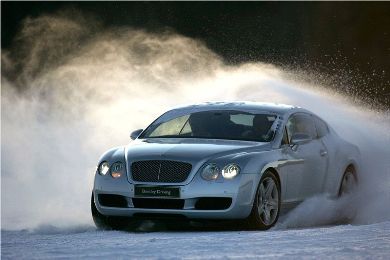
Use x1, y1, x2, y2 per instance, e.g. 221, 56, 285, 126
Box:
2, 11, 389, 231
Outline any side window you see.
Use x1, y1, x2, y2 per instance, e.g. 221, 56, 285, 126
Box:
314, 116, 329, 138
286, 113, 317, 142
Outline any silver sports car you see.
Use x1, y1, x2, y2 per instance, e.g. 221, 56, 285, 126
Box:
91, 102, 360, 230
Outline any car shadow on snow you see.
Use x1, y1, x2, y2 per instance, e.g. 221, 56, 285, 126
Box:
104, 217, 260, 233
102, 217, 354, 233
109, 194, 358, 233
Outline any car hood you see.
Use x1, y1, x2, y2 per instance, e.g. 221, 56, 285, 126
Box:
125, 138, 271, 163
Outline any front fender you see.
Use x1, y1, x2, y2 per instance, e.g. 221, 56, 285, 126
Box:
93, 146, 127, 192
214, 149, 285, 205
97, 146, 126, 166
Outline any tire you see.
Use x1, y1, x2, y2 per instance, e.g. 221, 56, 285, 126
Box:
337, 166, 359, 223
338, 166, 358, 197
91, 193, 131, 230
247, 170, 281, 230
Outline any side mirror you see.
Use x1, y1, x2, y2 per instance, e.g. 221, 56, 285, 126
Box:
290, 133, 312, 145
130, 129, 143, 140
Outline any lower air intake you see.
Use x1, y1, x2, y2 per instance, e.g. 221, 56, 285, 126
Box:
132, 198, 185, 210
195, 197, 232, 210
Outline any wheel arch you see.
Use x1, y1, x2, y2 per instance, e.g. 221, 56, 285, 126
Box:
337, 163, 359, 196
333, 161, 359, 197
262, 167, 281, 189
339, 162, 359, 185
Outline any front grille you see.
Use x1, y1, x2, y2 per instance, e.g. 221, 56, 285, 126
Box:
131, 160, 192, 183
132, 198, 185, 209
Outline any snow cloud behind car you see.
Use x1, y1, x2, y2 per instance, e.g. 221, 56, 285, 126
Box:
2, 10, 389, 231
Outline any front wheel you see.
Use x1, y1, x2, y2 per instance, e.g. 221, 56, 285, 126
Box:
247, 170, 281, 230
91, 193, 131, 230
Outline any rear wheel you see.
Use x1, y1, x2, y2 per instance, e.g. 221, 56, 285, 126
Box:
337, 166, 358, 223
91, 193, 131, 230
338, 166, 358, 196
247, 170, 281, 230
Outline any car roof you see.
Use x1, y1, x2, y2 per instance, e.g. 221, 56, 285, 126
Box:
170, 101, 299, 115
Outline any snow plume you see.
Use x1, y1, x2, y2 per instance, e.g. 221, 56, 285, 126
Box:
2, 11, 389, 231
276, 101, 390, 229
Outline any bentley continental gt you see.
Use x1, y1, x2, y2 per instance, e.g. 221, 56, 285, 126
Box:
91, 102, 360, 230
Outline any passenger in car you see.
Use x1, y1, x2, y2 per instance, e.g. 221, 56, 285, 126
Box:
241, 115, 274, 141
189, 113, 211, 137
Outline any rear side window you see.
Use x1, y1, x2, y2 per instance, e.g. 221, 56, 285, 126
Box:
286, 113, 317, 142
314, 117, 329, 138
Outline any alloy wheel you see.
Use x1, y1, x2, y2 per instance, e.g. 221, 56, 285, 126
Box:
257, 176, 279, 226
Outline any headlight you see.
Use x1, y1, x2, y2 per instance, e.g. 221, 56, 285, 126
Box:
111, 162, 124, 178
201, 163, 220, 181
98, 161, 110, 175
222, 163, 240, 179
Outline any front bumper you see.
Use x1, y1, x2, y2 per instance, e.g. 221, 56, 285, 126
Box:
93, 173, 258, 220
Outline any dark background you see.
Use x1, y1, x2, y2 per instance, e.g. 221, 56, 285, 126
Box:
2, 1, 389, 107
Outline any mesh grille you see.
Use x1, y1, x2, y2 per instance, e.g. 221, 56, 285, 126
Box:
131, 160, 192, 183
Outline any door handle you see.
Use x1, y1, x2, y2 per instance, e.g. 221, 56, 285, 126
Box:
320, 150, 328, 156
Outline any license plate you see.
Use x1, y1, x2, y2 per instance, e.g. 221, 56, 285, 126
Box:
134, 186, 180, 198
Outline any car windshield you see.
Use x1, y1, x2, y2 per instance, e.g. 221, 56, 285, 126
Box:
141, 110, 277, 142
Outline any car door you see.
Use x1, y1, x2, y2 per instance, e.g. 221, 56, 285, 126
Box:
282, 113, 329, 201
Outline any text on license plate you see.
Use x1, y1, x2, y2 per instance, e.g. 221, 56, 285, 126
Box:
134, 186, 180, 198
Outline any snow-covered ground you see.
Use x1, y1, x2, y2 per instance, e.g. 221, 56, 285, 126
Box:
2, 221, 390, 259
2, 12, 390, 260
